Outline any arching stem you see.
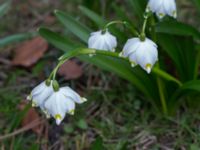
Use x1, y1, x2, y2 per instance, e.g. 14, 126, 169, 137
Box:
49, 48, 182, 88
102, 20, 139, 36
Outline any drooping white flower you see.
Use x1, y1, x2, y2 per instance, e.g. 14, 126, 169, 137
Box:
44, 86, 87, 125
121, 37, 158, 73
121, 38, 141, 67
135, 38, 158, 73
27, 81, 53, 110
88, 30, 117, 51
147, 0, 177, 19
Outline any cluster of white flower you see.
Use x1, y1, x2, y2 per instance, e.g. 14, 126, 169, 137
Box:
27, 81, 87, 125
88, 30, 158, 73
27, 0, 177, 125
88, 0, 177, 73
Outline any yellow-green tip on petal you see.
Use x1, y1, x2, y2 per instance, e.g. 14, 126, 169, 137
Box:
32, 101, 37, 107
43, 109, 51, 119
69, 109, 75, 115
111, 48, 115, 52
130, 61, 137, 67
27, 94, 32, 101
172, 10, 177, 18
118, 52, 124, 58
158, 13, 165, 18
81, 97, 87, 102
145, 64, 152, 74
55, 114, 62, 125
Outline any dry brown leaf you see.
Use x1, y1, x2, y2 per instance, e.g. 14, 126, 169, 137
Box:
58, 60, 83, 80
12, 36, 48, 67
44, 15, 56, 25
18, 101, 43, 135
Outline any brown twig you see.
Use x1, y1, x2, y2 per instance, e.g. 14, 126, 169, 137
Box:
0, 119, 44, 141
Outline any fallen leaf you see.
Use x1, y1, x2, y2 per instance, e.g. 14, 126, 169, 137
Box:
44, 15, 56, 25
12, 36, 48, 67
18, 101, 43, 135
58, 60, 83, 80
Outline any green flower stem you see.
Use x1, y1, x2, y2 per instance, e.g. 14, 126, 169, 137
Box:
104, 20, 125, 30
157, 76, 168, 115
50, 48, 182, 88
155, 62, 170, 115
141, 15, 148, 35
140, 12, 152, 41
146, 11, 168, 115
102, 20, 139, 36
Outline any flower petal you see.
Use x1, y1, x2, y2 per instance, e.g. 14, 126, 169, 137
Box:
88, 30, 117, 51
60, 87, 86, 104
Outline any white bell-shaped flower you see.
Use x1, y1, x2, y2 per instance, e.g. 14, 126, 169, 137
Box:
44, 86, 87, 125
121, 38, 141, 67
135, 38, 158, 73
122, 37, 158, 73
88, 30, 117, 51
147, 0, 177, 19
27, 81, 53, 110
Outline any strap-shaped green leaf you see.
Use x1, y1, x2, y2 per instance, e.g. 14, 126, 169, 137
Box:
0, 32, 37, 48
170, 80, 200, 106
39, 28, 79, 51
157, 34, 196, 82
78, 6, 127, 43
79, 6, 106, 28
112, 3, 135, 26
127, 0, 147, 21
181, 80, 200, 92
55, 10, 91, 43
155, 20, 200, 39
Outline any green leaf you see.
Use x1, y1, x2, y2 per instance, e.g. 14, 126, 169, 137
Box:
0, 1, 11, 18
54, 10, 91, 43
39, 28, 78, 51
78, 6, 127, 43
157, 34, 196, 82
170, 80, 200, 106
155, 20, 200, 39
0, 32, 37, 48
79, 5, 105, 28
112, 3, 137, 30
127, 0, 147, 21
181, 80, 200, 92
